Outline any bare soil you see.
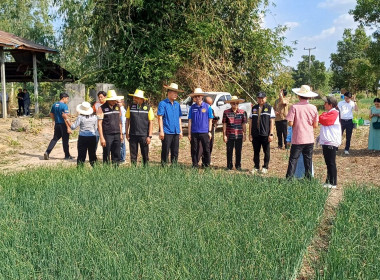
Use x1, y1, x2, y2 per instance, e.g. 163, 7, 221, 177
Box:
0, 117, 378, 188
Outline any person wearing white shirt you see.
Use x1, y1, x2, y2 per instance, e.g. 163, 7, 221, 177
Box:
337, 92, 358, 155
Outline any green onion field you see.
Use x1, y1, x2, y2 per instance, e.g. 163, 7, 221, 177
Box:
0, 166, 329, 279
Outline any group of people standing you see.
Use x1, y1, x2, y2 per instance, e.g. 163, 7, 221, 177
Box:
43, 83, 373, 189
17, 88, 31, 116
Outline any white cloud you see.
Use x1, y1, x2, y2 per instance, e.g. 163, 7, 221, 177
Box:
303, 27, 336, 41
318, 0, 356, 10
284, 22, 299, 29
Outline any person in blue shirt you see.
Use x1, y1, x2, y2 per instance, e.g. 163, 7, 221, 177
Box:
188, 87, 214, 168
44, 93, 74, 160
157, 83, 183, 165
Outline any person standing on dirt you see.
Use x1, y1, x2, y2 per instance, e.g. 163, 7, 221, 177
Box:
198, 96, 217, 166
249, 92, 275, 174
17, 88, 24, 116
44, 93, 73, 160
97, 90, 124, 165
23, 89, 30, 116
93, 91, 107, 152
158, 83, 183, 165
187, 88, 214, 168
319, 96, 341, 189
125, 89, 154, 165
285, 85, 319, 179
223, 96, 247, 171
338, 91, 358, 155
274, 89, 289, 149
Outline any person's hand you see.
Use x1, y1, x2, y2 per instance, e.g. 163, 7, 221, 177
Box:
179, 132, 183, 139
126, 133, 130, 141
100, 137, 106, 147
208, 132, 212, 140
188, 134, 191, 142
146, 137, 151, 145
223, 135, 228, 143
120, 134, 124, 142
159, 131, 165, 140
243, 134, 246, 142
268, 135, 274, 142
67, 128, 72, 134
249, 135, 252, 142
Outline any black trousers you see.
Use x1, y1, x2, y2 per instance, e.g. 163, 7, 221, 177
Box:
18, 101, 24, 116
226, 138, 243, 169
286, 143, 314, 179
77, 135, 97, 166
341, 119, 354, 151
191, 133, 210, 167
275, 120, 287, 148
103, 133, 120, 164
252, 135, 270, 169
46, 123, 70, 157
161, 134, 180, 164
129, 135, 149, 165
322, 145, 338, 186
198, 129, 214, 165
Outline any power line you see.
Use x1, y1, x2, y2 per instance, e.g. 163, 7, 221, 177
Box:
304, 47, 316, 84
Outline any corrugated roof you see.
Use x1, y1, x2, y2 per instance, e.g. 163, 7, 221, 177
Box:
0, 30, 57, 53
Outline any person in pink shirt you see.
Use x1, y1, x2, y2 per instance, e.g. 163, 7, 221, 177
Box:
285, 85, 319, 179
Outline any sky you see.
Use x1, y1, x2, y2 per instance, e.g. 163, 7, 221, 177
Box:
264, 0, 371, 69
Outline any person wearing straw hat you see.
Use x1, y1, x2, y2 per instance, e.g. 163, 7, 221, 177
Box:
274, 89, 290, 149
125, 89, 154, 165
223, 96, 248, 171
158, 83, 184, 165
97, 89, 124, 164
44, 92, 74, 160
66, 101, 98, 167
187, 87, 214, 168
249, 92, 275, 174
285, 85, 319, 179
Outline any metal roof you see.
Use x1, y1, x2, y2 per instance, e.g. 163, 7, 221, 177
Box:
0, 30, 57, 53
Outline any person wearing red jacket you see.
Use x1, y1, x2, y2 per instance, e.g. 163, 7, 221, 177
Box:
319, 96, 341, 188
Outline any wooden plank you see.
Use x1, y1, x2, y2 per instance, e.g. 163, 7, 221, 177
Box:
0, 46, 7, 118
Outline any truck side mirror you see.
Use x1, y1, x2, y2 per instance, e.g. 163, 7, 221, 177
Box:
217, 101, 224, 106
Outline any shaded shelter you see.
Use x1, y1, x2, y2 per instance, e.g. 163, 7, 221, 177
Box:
0, 30, 74, 118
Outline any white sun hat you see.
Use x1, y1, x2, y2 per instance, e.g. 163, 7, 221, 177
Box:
76, 101, 94, 115
163, 83, 184, 93
189, 87, 206, 97
225, 96, 245, 103
292, 85, 318, 98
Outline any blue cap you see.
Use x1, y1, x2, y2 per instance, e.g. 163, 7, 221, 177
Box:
257, 92, 266, 98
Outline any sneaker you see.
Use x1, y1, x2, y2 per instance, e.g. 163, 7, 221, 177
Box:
236, 167, 243, 171
64, 155, 74, 160
251, 168, 259, 174
261, 168, 268, 174
43, 152, 49, 160
344, 150, 349, 155
323, 183, 331, 188
225, 167, 233, 171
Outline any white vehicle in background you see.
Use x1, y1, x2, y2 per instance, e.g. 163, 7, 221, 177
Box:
180, 92, 252, 128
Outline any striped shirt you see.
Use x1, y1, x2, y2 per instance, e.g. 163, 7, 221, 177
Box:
222, 108, 247, 139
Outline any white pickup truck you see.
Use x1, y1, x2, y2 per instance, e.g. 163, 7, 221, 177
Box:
180, 92, 252, 128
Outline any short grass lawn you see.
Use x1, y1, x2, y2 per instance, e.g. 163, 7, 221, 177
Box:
0, 166, 328, 279
317, 186, 380, 280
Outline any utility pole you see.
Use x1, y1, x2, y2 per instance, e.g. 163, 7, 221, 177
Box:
304, 47, 316, 85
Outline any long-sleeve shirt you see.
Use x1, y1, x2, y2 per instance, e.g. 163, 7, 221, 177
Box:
70, 114, 98, 136
319, 108, 341, 147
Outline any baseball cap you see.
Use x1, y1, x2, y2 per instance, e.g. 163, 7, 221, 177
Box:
257, 92, 266, 98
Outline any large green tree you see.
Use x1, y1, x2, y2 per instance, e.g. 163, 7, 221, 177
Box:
292, 55, 327, 92
54, 0, 291, 100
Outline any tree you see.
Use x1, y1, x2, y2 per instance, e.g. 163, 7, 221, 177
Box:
292, 55, 327, 92
330, 26, 376, 93
54, 0, 292, 100
346, 58, 376, 93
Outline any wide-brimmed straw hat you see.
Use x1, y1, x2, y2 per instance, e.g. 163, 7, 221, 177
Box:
225, 96, 245, 103
292, 85, 318, 98
164, 83, 184, 93
106, 89, 124, 101
189, 87, 206, 97
76, 101, 93, 115
129, 89, 147, 100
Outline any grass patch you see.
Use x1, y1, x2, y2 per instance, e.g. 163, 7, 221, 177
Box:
0, 166, 328, 279
317, 186, 380, 279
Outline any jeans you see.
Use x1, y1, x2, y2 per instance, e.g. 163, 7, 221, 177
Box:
161, 134, 180, 164
120, 134, 126, 162
322, 145, 338, 185
252, 135, 270, 169
226, 138, 243, 169
341, 119, 353, 151
286, 143, 314, 179
45, 123, 70, 158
